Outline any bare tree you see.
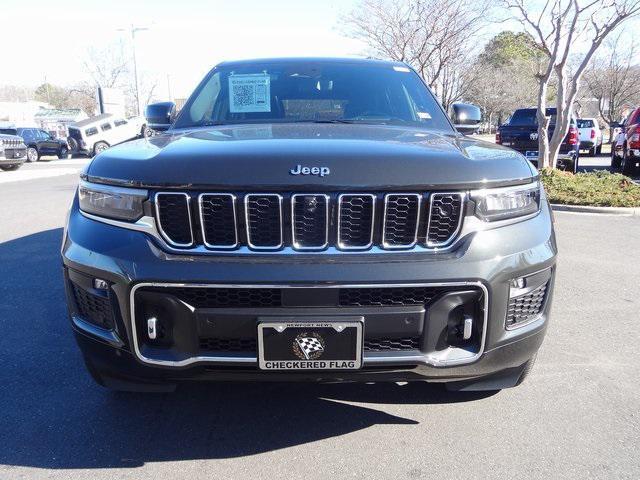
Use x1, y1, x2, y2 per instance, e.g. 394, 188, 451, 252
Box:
584, 31, 640, 139
83, 42, 129, 89
465, 58, 541, 130
505, 0, 640, 168
342, 0, 491, 110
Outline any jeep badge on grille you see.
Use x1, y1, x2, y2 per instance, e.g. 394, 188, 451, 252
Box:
289, 165, 330, 177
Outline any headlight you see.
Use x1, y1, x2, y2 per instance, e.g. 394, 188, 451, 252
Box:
78, 180, 147, 221
471, 182, 541, 222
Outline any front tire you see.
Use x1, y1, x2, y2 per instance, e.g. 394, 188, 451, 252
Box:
0, 164, 21, 171
26, 147, 39, 162
58, 146, 69, 159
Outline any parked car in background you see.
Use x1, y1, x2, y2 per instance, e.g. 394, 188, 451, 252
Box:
0, 133, 27, 171
576, 118, 602, 156
0, 127, 68, 162
496, 108, 580, 172
67, 114, 148, 157
612, 106, 640, 176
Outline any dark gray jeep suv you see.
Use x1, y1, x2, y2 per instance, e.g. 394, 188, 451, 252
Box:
62, 58, 556, 392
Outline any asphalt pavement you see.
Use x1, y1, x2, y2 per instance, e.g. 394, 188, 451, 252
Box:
0, 157, 639, 479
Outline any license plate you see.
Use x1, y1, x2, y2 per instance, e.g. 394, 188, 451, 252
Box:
258, 318, 363, 370
525, 151, 539, 158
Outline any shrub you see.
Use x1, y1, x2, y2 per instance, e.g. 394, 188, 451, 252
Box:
539, 168, 640, 207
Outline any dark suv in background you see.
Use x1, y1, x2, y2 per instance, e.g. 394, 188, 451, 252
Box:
0, 127, 69, 162
63, 58, 556, 393
496, 108, 580, 172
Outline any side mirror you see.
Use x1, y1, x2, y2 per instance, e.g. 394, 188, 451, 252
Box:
144, 102, 176, 132
451, 103, 482, 135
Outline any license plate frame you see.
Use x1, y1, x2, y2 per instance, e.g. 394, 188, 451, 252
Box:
525, 150, 539, 159
257, 317, 363, 371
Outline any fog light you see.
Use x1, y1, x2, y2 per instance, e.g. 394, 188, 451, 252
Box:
93, 278, 109, 290
511, 277, 526, 289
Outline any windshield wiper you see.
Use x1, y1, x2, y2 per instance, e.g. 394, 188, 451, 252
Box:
292, 119, 361, 124
199, 121, 228, 126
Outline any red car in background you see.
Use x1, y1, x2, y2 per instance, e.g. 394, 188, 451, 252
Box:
612, 107, 640, 176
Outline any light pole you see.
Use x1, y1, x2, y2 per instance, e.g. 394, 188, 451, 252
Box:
118, 24, 148, 116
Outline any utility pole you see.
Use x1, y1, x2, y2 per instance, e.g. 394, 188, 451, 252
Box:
118, 24, 149, 116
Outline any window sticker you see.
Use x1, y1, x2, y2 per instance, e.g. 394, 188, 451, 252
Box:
229, 74, 271, 113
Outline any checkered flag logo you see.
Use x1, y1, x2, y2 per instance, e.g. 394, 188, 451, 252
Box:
295, 336, 325, 359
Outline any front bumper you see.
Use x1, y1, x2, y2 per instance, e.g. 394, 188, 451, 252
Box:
62, 195, 557, 385
0, 148, 27, 165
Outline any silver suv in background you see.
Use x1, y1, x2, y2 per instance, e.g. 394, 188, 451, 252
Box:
0, 133, 27, 171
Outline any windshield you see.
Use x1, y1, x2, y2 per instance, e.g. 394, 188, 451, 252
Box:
174, 62, 453, 131
577, 119, 595, 128
508, 109, 557, 126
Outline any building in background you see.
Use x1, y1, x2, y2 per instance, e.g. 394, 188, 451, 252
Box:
34, 108, 89, 139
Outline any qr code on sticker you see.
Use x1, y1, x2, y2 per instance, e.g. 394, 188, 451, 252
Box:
233, 84, 254, 107
229, 74, 271, 113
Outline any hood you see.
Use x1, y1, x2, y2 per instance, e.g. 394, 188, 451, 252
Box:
0, 133, 22, 143
86, 123, 535, 190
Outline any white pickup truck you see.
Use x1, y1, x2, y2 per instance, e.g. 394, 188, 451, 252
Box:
577, 118, 603, 156
67, 113, 149, 157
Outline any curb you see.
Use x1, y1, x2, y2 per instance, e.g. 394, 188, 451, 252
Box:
551, 203, 640, 216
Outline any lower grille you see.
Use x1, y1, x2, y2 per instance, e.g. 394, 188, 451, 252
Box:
506, 282, 548, 328
364, 337, 420, 352
200, 337, 257, 352
339, 287, 439, 307
72, 283, 114, 329
152, 287, 283, 308
198, 337, 419, 353
142, 286, 451, 308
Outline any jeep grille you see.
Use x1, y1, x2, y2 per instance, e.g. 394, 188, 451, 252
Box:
153, 191, 465, 252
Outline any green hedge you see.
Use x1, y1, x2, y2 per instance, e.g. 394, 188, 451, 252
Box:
540, 169, 640, 207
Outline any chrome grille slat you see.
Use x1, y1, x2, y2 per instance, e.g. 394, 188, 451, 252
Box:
337, 194, 376, 250
426, 192, 465, 247
198, 193, 238, 249
155, 192, 194, 247
244, 194, 283, 250
291, 194, 330, 250
382, 193, 421, 249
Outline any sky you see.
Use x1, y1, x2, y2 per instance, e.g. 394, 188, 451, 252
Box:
3, 0, 638, 104
1, 0, 366, 99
